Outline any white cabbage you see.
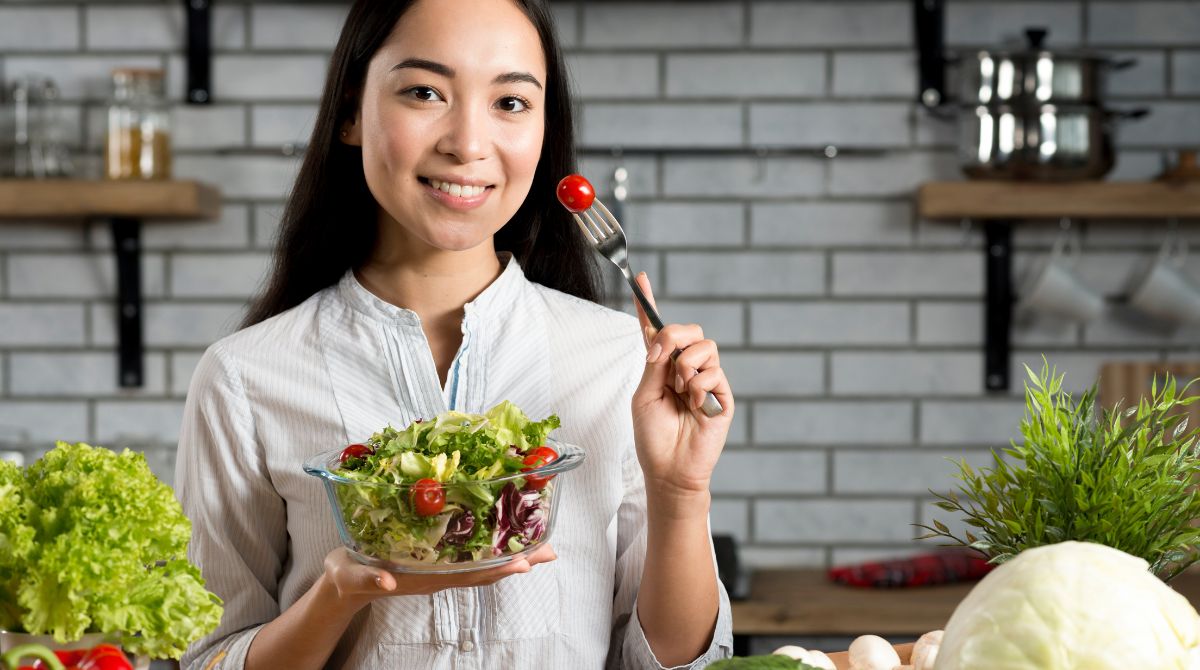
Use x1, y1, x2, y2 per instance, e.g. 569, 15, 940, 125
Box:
935, 541, 1200, 670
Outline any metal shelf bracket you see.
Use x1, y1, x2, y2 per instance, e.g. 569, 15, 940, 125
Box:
109, 218, 144, 388
185, 0, 212, 104
984, 222, 1014, 392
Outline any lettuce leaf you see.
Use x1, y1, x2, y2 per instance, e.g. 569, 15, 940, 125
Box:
0, 459, 34, 630
7, 442, 222, 659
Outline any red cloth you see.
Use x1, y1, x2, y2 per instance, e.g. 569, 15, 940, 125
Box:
828, 548, 995, 588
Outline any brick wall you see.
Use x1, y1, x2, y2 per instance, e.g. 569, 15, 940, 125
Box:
1, 0, 1199, 569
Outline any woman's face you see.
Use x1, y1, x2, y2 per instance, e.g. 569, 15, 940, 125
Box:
346, 0, 547, 256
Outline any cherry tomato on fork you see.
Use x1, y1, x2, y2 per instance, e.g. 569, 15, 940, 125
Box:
521, 445, 559, 491
339, 443, 374, 464
555, 174, 595, 213
412, 478, 446, 517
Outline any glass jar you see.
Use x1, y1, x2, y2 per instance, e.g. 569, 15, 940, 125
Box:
104, 68, 171, 180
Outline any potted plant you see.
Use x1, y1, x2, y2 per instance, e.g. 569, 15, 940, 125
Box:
920, 362, 1200, 580
0, 442, 223, 664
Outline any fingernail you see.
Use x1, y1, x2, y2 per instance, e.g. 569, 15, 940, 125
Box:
642, 326, 651, 347
675, 374, 685, 394
375, 576, 384, 588
646, 343, 662, 362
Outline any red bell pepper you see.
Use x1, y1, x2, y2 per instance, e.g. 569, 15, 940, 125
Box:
1, 642, 133, 670
1, 644, 65, 670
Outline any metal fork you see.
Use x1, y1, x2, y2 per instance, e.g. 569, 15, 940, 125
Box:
573, 198, 724, 418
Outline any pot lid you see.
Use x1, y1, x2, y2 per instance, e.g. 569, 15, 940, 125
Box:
966, 27, 1116, 62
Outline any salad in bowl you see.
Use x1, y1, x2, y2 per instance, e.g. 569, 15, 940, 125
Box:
303, 401, 583, 573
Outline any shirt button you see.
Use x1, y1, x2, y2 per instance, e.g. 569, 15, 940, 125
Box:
462, 641, 475, 652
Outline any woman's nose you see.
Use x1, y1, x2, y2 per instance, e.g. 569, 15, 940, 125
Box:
435, 103, 489, 163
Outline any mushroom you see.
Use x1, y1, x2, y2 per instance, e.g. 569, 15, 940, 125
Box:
910, 630, 943, 670
848, 635, 901, 670
801, 650, 836, 669
772, 645, 810, 660
771, 645, 835, 669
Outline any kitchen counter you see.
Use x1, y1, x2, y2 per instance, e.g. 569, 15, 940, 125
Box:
731, 568, 1200, 637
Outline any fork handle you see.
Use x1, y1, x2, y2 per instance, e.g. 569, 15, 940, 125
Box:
627, 276, 724, 418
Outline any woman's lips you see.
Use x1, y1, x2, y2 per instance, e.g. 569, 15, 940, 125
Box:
421, 178, 493, 211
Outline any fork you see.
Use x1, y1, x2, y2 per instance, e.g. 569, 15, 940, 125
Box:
572, 198, 724, 418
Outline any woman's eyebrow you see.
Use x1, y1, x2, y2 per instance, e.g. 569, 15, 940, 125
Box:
390, 57, 453, 77
390, 57, 543, 90
493, 72, 543, 90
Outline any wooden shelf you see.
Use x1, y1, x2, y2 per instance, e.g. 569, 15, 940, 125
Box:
918, 180, 1200, 220
0, 179, 220, 220
916, 179, 1199, 393
0, 179, 221, 389
732, 568, 1200, 637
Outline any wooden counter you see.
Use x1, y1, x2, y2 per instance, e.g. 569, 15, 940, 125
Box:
732, 568, 1200, 637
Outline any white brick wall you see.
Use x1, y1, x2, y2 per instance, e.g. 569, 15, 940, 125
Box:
567, 54, 659, 99
0, 8, 80, 51
945, 2, 1083, 47
583, 3, 743, 48
1, 0, 1196, 570
666, 54, 826, 98
664, 157, 824, 199
250, 6, 347, 50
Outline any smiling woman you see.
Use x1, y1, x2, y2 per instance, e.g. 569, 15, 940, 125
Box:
173, 1, 735, 670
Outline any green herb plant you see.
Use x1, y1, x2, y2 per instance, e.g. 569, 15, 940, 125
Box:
0, 442, 223, 659
919, 362, 1200, 581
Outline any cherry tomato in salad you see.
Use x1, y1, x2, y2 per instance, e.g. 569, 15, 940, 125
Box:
339, 443, 373, 464
411, 478, 446, 516
555, 174, 595, 213
521, 445, 559, 490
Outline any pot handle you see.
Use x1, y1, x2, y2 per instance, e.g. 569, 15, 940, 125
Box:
1108, 108, 1150, 122
1105, 58, 1138, 70
1025, 27, 1049, 49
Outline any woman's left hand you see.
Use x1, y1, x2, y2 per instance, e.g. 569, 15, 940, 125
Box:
630, 273, 734, 508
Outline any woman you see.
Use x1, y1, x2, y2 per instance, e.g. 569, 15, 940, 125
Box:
175, 0, 734, 668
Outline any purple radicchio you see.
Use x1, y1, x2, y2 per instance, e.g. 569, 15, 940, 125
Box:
491, 482, 547, 556
442, 510, 475, 546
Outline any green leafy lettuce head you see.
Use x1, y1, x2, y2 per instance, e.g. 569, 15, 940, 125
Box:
12, 442, 223, 659
0, 458, 34, 630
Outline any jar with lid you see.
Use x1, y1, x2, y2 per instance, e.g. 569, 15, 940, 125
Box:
105, 68, 171, 180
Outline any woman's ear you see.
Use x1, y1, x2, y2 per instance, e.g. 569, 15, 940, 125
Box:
340, 116, 362, 146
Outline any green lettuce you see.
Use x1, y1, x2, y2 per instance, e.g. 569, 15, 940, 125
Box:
706, 656, 813, 669
0, 442, 222, 659
0, 459, 34, 630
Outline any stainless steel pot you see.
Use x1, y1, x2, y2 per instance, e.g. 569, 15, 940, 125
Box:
954, 28, 1135, 106
959, 104, 1147, 181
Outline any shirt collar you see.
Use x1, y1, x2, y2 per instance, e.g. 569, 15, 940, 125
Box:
337, 252, 526, 325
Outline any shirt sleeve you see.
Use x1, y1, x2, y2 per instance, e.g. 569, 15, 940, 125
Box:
176, 343, 288, 670
607, 444, 735, 670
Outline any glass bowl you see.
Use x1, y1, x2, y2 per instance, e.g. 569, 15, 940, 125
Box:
303, 438, 584, 574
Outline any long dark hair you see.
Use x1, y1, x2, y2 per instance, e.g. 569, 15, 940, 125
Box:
242, 0, 600, 328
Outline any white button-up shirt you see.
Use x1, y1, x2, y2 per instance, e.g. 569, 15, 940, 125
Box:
175, 257, 733, 669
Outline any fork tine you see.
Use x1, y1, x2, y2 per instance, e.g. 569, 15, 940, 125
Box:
592, 199, 623, 236
572, 213, 599, 244
580, 208, 610, 240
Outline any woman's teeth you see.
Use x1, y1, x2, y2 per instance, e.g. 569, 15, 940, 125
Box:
429, 179, 486, 197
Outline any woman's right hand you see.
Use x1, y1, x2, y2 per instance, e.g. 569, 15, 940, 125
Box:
321, 544, 557, 612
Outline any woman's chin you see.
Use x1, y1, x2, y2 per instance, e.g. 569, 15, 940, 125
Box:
427, 232, 496, 254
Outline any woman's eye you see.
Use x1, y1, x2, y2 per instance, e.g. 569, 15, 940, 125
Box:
404, 86, 443, 102
496, 96, 530, 113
